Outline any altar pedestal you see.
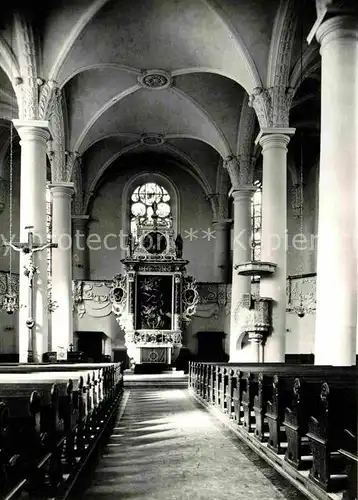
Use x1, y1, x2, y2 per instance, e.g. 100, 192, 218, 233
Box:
109, 217, 199, 371
140, 346, 171, 364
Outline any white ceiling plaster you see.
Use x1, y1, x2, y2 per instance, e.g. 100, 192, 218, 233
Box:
40, 0, 110, 79
205, 0, 280, 84
82, 134, 138, 192
77, 88, 231, 156
81, 132, 219, 204
56, 0, 258, 91
65, 67, 138, 144
0, 67, 15, 99
166, 137, 220, 190
174, 73, 245, 152
0, 0, 315, 208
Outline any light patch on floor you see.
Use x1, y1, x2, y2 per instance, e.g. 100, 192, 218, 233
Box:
80, 386, 308, 500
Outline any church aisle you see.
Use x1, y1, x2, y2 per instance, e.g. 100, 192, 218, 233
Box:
80, 387, 307, 500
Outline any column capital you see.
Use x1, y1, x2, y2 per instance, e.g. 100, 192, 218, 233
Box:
13, 119, 51, 142
72, 214, 90, 221
316, 15, 358, 48
231, 186, 256, 202
255, 128, 295, 149
48, 181, 75, 197
72, 214, 90, 230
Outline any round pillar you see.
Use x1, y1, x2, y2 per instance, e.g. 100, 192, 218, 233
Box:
257, 128, 295, 362
229, 188, 255, 361
72, 215, 90, 280
49, 182, 74, 360
13, 119, 50, 363
213, 220, 231, 283
314, 16, 358, 366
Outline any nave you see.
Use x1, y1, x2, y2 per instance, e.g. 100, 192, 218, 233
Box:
80, 381, 306, 500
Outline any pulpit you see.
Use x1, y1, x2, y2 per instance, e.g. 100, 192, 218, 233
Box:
109, 203, 198, 370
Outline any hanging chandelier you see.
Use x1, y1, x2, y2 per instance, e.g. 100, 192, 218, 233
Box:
291, 183, 302, 219
295, 12, 305, 319
3, 122, 19, 315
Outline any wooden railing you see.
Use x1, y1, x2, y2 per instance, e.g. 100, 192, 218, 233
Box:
189, 361, 358, 499
0, 363, 123, 499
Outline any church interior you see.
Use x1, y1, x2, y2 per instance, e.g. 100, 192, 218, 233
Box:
0, 0, 357, 499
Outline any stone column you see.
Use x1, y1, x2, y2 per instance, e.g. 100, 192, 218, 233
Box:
72, 215, 90, 280
256, 128, 295, 362
229, 187, 255, 361
13, 119, 50, 363
314, 16, 358, 366
213, 220, 231, 283
49, 182, 74, 360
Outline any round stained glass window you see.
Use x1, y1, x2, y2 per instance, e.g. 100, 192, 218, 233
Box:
138, 183, 163, 205
131, 202, 146, 217
157, 202, 170, 218
131, 182, 172, 232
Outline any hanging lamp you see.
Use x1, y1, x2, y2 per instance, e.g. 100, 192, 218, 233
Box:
3, 122, 19, 314
295, 8, 305, 319
296, 131, 305, 318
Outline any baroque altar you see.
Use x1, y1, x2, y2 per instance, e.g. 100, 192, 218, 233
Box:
109, 203, 198, 368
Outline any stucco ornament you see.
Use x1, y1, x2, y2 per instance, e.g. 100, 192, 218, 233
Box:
138, 70, 172, 89
224, 155, 255, 189
109, 274, 128, 317
141, 133, 165, 145
249, 0, 296, 129
249, 86, 294, 129
14, 15, 38, 120
182, 276, 199, 322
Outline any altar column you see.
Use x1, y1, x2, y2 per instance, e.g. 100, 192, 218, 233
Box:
314, 16, 358, 366
49, 182, 75, 360
256, 128, 295, 362
72, 215, 90, 280
213, 220, 231, 282
13, 119, 50, 362
229, 188, 254, 361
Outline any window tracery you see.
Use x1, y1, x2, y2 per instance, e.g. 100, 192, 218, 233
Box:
130, 182, 172, 238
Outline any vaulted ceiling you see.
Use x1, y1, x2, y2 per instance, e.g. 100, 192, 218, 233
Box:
0, 0, 320, 204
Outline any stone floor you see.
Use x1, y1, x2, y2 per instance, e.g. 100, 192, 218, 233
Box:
80, 386, 308, 500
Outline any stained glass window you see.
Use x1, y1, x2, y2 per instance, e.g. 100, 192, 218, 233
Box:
251, 180, 262, 262
130, 182, 172, 237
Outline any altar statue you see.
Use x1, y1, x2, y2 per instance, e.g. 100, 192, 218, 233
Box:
175, 234, 183, 258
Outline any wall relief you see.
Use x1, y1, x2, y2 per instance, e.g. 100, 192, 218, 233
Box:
72, 281, 112, 318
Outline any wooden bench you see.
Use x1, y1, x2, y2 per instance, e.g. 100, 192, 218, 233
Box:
306, 379, 357, 493
0, 365, 123, 500
338, 429, 358, 500
0, 363, 123, 499
189, 361, 358, 497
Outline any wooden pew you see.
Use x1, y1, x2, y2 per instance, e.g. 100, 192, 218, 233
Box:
338, 429, 358, 500
306, 379, 357, 493
0, 363, 123, 499
236, 364, 286, 438
0, 385, 52, 497
190, 361, 358, 497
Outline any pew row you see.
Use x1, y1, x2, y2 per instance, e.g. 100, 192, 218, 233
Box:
0, 363, 123, 499
188, 361, 358, 500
